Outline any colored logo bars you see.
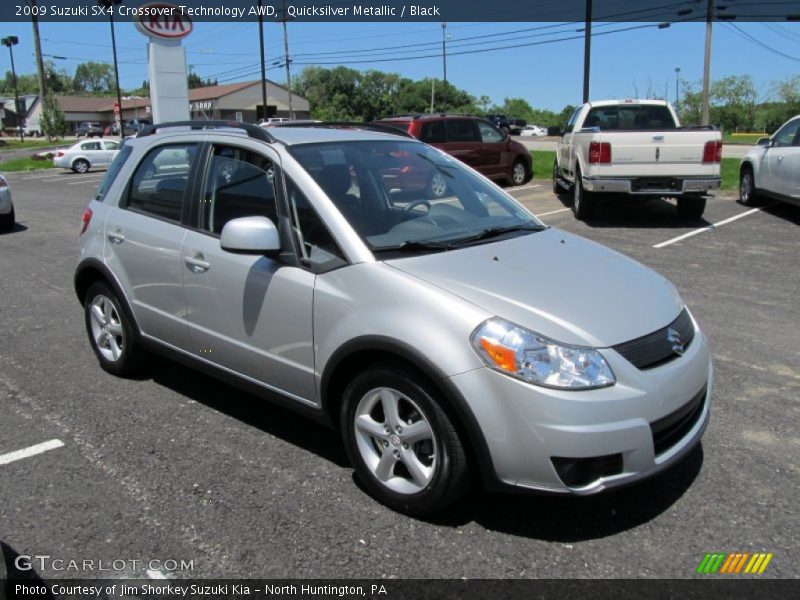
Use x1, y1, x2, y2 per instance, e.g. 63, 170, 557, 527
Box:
697, 552, 773, 574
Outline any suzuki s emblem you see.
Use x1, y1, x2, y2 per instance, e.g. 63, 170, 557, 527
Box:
667, 328, 685, 355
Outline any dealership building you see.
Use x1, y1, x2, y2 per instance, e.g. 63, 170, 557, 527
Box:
11, 79, 309, 134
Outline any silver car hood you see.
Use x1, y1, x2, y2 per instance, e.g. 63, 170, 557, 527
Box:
386, 228, 683, 348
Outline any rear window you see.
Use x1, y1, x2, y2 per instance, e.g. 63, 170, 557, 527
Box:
583, 105, 677, 131
94, 145, 133, 202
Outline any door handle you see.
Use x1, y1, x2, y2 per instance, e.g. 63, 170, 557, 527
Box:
107, 230, 125, 245
184, 255, 210, 273
778, 155, 784, 162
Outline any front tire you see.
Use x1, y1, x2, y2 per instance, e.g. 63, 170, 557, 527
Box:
84, 282, 146, 376
0, 207, 14, 232
341, 364, 471, 516
72, 159, 90, 174
739, 166, 758, 206
572, 167, 595, 220
677, 196, 706, 220
510, 159, 528, 186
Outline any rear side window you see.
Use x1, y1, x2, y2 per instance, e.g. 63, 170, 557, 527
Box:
126, 143, 197, 222
446, 119, 480, 142
584, 105, 677, 131
420, 121, 445, 143
81, 142, 102, 151
95, 145, 132, 202
199, 145, 278, 235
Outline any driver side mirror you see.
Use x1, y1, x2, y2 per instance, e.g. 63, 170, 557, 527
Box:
220, 216, 281, 255
756, 137, 772, 147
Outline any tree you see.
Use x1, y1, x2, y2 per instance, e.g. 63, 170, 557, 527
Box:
710, 75, 758, 132
39, 90, 66, 139
72, 61, 116, 94
187, 71, 218, 89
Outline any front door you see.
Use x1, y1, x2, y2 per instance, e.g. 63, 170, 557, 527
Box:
181, 143, 316, 402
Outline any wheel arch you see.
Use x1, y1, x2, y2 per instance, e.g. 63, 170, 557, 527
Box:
74, 258, 140, 332
72, 156, 91, 169
320, 336, 500, 488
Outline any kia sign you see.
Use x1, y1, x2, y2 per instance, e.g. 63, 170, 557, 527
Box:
134, 3, 193, 40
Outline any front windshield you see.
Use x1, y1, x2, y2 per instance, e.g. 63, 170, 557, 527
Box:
289, 140, 544, 252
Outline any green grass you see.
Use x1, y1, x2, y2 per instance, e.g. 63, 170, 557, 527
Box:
531, 150, 738, 191
0, 138, 63, 152
0, 156, 56, 172
722, 133, 765, 145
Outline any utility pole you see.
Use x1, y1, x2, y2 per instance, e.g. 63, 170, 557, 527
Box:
98, 1, 124, 131
701, 0, 712, 125
441, 22, 447, 111
2, 36, 23, 141
30, 0, 47, 99
280, 0, 294, 119
582, 0, 592, 103
258, 0, 268, 121
675, 67, 681, 107
430, 79, 435, 114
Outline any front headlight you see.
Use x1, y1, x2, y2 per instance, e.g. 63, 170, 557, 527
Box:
471, 318, 615, 390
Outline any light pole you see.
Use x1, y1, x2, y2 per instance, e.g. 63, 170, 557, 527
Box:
257, 0, 268, 121
98, 1, 124, 131
675, 67, 681, 106
1, 36, 23, 142
441, 22, 448, 111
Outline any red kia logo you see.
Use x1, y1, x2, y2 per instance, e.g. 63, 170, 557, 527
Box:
135, 3, 193, 40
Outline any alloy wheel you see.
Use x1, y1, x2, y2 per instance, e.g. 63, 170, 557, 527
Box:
89, 294, 125, 363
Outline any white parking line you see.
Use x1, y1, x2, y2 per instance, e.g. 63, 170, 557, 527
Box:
509, 184, 542, 193
146, 568, 167, 579
0, 439, 64, 465
67, 177, 104, 186
536, 207, 571, 217
653, 205, 772, 249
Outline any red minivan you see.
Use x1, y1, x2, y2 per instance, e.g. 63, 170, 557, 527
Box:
373, 114, 532, 192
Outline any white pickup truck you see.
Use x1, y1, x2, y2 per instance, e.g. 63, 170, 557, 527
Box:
553, 99, 722, 220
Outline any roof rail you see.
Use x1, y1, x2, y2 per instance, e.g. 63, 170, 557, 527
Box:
137, 120, 276, 143
272, 121, 414, 138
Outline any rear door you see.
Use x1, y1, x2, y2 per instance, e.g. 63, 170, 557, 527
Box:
443, 119, 481, 170
80, 141, 106, 167
103, 142, 199, 349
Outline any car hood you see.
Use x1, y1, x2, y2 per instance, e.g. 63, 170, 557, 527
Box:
386, 228, 683, 347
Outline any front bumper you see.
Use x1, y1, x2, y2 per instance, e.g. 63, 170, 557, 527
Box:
582, 175, 721, 196
449, 324, 712, 494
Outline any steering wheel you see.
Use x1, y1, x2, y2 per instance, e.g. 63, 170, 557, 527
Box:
401, 199, 431, 216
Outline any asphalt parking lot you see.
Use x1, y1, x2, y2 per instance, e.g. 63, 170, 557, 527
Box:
0, 167, 798, 579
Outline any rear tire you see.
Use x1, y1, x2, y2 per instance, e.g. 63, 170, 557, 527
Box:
739, 165, 758, 206
84, 281, 146, 376
340, 364, 471, 516
72, 159, 90, 174
572, 167, 595, 220
677, 196, 707, 220
0, 207, 14, 232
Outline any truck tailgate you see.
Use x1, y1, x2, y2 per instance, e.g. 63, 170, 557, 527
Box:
595, 130, 721, 177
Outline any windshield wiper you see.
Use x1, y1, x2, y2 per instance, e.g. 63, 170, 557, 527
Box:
372, 240, 454, 253
446, 223, 547, 246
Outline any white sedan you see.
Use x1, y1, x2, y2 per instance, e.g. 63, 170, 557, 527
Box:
53, 139, 121, 173
520, 125, 547, 137
0, 173, 13, 232
740, 115, 800, 208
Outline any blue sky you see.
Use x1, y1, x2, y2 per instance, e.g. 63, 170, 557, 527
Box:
1, 19, 799, 110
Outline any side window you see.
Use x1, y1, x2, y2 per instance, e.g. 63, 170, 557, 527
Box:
200, 145, 277, 235
285, 176, 347, 273
477, 121, 504, 143
420, 121, 445, 143
81, 142, 101, 151
95, 145, 133, 202
445, 119, 480, 143
104, 140, 120, 151
126, 143, 197, 222
564, 108, 581, 134
773, 119, 800, 147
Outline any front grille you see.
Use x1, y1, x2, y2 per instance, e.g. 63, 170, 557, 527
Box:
613, 309, 695, 369
650, 385, 707, 455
